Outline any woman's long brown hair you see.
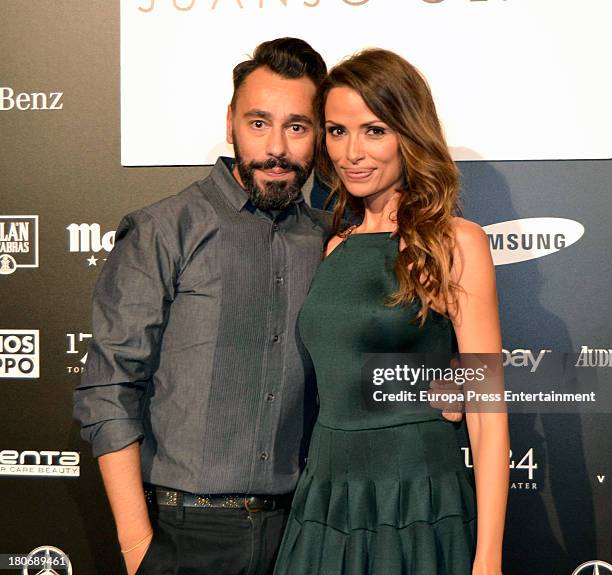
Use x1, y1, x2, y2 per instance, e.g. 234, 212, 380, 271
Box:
317, 49, 461, 325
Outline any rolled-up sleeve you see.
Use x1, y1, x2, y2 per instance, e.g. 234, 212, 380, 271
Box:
73, 209, 177, 457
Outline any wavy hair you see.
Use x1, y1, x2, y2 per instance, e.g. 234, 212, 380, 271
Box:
317, 49, 461, 324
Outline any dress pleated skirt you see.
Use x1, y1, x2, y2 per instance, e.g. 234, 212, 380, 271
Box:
273, 419, 476, 575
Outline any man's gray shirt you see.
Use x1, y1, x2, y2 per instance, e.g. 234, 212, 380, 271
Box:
73, 157, 330, 495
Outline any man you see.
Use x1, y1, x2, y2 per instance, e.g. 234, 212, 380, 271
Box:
74, 38, 330, 575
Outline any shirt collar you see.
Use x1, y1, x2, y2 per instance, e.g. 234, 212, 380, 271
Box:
210, 156, 305, 213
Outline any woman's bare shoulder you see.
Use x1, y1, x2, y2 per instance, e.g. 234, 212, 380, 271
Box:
450, 217, 493, 277
451, 216, 488, 247
452, 217, 489, 256
324, 234, 345, 257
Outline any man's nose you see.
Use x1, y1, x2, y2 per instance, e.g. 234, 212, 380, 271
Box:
266, 126, 288, 158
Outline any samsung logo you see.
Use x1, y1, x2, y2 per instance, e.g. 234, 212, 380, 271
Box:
483, 218, 584, 266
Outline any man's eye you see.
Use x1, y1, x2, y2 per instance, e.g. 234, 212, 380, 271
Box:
289, 124, 305, 133
327, 127, 344, 137
252, 120, 266, 129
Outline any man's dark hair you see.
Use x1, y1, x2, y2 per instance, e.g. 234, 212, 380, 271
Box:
231, 37, 327, 109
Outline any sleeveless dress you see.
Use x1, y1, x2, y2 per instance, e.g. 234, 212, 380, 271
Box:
273, 232, 476, 575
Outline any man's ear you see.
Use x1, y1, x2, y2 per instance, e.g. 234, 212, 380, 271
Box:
226, 105, 233, 145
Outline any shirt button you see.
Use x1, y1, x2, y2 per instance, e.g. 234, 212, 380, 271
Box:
266, 393, 275, 402
273, 335, 280, 343
272, 224, 279, 232
260, 451, 269, 461
275, 276, 284, 285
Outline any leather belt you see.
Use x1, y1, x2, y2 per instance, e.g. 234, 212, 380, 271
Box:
144, 486, 292, 512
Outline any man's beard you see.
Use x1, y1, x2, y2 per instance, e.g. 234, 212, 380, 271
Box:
233, 138, 313, 211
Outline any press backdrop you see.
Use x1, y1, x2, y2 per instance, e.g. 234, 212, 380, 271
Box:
1, 2, 610, 574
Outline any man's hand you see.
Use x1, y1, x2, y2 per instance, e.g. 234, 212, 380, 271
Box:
428, 358, 464, 422
122, 531, 153, 575
98, 442, 153, 574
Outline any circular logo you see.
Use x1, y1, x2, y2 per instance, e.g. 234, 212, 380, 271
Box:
0, 254, 17, 275
22, 546, 72, 575
572, 560, 612, 575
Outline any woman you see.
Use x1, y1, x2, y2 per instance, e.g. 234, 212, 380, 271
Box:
273, 48, 509, 575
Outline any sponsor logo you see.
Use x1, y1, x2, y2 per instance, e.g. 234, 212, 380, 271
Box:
66, 223, 116, 266
0, 216, 39, 276
134, 0, 500, 14
0, 330, 40, 379
136, 0, 371, 13
66, 332, 92, 374
22, 546, 72, 575
575, 346, 612, 368
134, 0, 507, 13
572, 560, 612, 575
463, 446, 538, 490
502, 348, 550, 373
483, 217, 584, 266
0, 450, 80, 477
0, 87, 63, 111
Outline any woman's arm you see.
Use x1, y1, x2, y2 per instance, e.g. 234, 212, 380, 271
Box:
450, 218, 510, 575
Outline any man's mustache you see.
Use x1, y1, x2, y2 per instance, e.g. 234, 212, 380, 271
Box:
248, 157, 303, 173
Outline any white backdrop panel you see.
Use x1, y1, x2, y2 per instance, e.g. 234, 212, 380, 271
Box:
120, 0, 612, 165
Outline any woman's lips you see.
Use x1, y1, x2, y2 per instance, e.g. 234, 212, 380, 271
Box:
342, 168, 375, 181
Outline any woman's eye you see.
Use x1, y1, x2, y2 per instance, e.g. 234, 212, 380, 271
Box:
367, 126, 386, 136
327, 126, 344, 137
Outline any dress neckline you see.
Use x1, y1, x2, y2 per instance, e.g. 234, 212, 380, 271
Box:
323, 231, 397, 262
340, 223, 398, 241
345, 231, 398, 241
348, 231, 395, 236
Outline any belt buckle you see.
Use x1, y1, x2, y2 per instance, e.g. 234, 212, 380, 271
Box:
244, 496, 259, 512
244, 495, 269, 512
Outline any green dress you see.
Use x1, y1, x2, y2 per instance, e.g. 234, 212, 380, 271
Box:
273, 233, 476, 575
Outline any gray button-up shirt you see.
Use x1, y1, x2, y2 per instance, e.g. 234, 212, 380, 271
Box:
73, 157, 331, 495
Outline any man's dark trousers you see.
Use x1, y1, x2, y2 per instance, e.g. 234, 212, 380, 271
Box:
134, 503, 289, 575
